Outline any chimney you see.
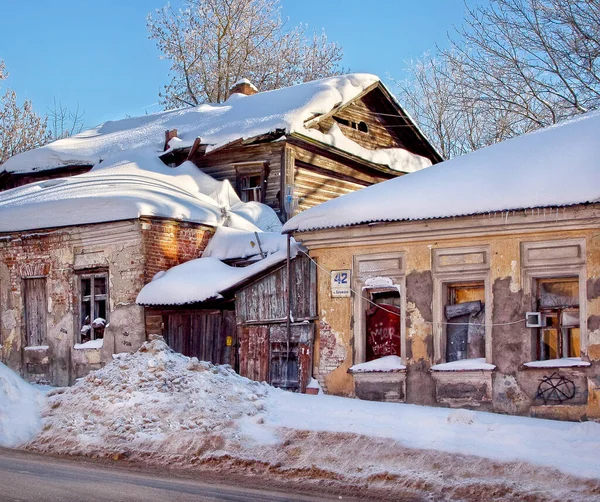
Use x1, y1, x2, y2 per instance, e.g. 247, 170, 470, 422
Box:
164, 129, 178, 151
228, 79, 258, 99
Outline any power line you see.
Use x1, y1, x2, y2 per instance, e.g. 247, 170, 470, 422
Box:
298, 249, 526, 327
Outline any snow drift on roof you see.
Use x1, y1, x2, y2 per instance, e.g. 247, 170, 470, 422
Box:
1, 74, 430, 175
202, 227, 288, 261
283, 110, 600, 233
0, 152, 280, 233
136, 246, 297, 306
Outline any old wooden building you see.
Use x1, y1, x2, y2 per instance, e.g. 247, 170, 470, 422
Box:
0, 73, 438, 386
0, 75, 441, 223
284, 110, 600, 420
138, 250, 317, 392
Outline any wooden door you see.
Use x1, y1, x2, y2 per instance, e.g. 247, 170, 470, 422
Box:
24, 278, 47, 347
238, 325, 269, 382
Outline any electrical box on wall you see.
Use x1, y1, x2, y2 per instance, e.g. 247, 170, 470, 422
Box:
526, 312, 543, 328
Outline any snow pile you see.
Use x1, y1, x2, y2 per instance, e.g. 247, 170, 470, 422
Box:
0, 153, 280, 233
0, 362, 45, 447
430, 358, 496, 371
284, 109, 600, 232
2, 74, 429, 175
348, 355, 406, 373
29, 338, 270, 459
24, 340, 600, 499
137, 246, 297, 305
202, 227, 288, 261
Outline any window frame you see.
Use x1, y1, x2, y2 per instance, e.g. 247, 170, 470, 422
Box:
77, 270, 109, 343
532, 275, 582, 360
434, 274, 492, 364
234, 161, 269, 203
352, 252, 406, 366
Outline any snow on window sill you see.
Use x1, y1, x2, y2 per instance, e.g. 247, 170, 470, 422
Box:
348, 355, 406, 374
430, 358, 496, 372
74, 339, 104, 350
24, 345, 49, 351
523, 357, 590, 369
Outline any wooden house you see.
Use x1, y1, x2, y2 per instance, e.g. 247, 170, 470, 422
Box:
283, 110, 600, 420
139, 250, 317, 392
0, 75, 441, 223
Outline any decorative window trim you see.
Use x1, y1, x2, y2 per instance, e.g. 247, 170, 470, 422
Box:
432, 246, 492, 365
352, 252, 406, 366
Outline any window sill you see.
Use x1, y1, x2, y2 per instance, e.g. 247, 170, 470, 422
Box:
430, 358, 496, 372
348, 355, 406, 374
74, 339, 104, 350
24, 345, 49, 351
523, 357, 590, 369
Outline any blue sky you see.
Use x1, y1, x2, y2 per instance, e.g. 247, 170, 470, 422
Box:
0, 0, 484, 128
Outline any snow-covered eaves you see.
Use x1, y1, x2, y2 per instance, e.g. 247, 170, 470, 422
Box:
0, 153, 281, 233
283, 110, 600, 233
202, 227, 289, 261
2, 74, 383, 175
136, 247, 297, 306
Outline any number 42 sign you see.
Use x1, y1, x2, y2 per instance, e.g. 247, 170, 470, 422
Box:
331, 270, 351, 297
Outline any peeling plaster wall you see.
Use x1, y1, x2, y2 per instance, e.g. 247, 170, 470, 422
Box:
300, 207, 600, 420
0, 218, 212, 386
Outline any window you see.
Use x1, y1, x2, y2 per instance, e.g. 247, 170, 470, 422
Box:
365, 289, 401, 361
239, 173, 263, 202
79, 272, 108, 343
535, 277, 580, 360
333, 116, 369, 133
444, 282, 485, 362
234, 162, 268, 203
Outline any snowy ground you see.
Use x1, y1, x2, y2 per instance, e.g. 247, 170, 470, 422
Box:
3, 340, 600, 500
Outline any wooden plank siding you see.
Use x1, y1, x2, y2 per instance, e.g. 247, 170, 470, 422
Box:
235, 254, 317, 391
191, 142, 284, 216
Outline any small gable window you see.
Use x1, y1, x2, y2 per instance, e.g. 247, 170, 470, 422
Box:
234, 161, 269, 203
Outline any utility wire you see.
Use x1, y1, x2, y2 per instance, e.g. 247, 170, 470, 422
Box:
298, 249, 526, 327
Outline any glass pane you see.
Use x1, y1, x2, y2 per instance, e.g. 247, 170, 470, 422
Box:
561, 310, 579, 327
94, 276, 106, 296
541, 328, 559, 359
568, 328, 581, 357
81, 278, 91, 297
449, 282, 485, 305
95, 299, 107, 321
538, 279, 579, 308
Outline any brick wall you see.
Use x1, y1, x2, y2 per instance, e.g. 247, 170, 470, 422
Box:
141, 218, 214, 283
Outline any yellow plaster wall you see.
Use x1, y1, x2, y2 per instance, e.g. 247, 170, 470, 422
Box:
307, 225, 600, 416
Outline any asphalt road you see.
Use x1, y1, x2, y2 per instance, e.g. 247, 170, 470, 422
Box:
0, 448, 349, 502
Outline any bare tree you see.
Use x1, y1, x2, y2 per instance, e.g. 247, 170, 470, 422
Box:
47, 98, 85, 140
0, 61, 50, 164
398, 0, 600, 158
147, 0, 344, 107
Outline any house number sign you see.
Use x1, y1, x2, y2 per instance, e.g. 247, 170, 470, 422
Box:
331, 270, 351, 297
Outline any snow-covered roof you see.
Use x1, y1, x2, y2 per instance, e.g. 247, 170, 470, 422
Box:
136, 247, 297, 306
202, 227, 288, 261
1, 73, 430, 175
0, 152, 281, 233
283, 110, 600, 233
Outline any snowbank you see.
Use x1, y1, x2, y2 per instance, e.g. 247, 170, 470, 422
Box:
0, 153, 280, 233
2, 74, 431, 176
24, 340, 600, 498
29, 339, 270, 458
0, 362, 45, 447
284, 110, 600, 232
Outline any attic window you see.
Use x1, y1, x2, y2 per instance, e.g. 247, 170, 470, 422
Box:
234, 161, 269, 203
333, 116, 369, 133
